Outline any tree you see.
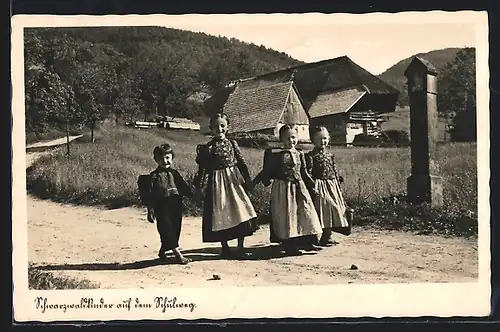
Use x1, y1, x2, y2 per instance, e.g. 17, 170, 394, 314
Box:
72, 62, 108, 142
25, 65, 74, 135
448, 91, 476, 142
437, 48, 476, 142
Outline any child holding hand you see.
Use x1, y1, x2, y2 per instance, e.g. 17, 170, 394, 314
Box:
252, 124, 323, 256
194, 113, 258, 259
305, 126, 352, 246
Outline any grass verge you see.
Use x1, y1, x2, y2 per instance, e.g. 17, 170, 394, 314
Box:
28, 263, 100, 290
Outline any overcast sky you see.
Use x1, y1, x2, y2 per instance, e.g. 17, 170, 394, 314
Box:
157, 13, 477, 75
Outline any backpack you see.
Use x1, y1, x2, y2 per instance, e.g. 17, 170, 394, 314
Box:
137, 173, 154, 206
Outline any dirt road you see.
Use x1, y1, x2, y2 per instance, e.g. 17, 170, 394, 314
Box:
26, 138, 478, 289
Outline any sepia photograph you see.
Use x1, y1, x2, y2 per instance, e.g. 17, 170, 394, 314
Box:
12, 11, 490, 321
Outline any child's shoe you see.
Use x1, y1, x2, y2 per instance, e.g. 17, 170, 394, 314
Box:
158, 250, 168, 261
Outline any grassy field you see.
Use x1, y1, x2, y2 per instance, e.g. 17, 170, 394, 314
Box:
26, 124, 478, 238
380, 107, 450, 142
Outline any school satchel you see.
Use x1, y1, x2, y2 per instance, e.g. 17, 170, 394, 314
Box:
137, 174, 153, 207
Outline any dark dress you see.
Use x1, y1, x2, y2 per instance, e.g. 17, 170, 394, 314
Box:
194, 138, 258, 243
149, 166, 192, 252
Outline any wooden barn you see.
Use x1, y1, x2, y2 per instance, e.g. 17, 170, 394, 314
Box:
211, 81, 310, 141
204, 55, 399, 145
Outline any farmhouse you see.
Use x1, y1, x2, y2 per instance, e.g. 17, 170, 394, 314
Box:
126, 117, 201, 131
158, 116, 201, 131
209, 81, 310, 141
204, 55, 400, 145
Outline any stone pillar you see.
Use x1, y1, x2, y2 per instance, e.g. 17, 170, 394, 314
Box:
404, 57, 443, 207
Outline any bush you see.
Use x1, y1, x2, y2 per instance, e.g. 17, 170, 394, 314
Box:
26, 126, 478, 237
352, 133, 383, 147
228, 132, 278, 149
381, 130, 411, 146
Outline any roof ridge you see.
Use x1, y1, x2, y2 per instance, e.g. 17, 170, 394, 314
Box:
233, 80, 293, 94
239, 55, 348, 82
341, 57, 363, 89
346, 57, 399, 94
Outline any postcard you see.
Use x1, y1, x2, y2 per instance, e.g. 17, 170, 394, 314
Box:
12, 11, 490, 322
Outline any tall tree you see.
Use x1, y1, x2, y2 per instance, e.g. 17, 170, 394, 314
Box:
437, 48, 476, 141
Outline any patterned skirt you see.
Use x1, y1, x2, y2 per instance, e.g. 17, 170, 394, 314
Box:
269, 179, 323, 243
314, 178, 351, 235
202, 166, 258, 242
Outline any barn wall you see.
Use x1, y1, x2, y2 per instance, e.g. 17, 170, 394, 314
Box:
256, 128, 275, 136
310, 114, 347, 144
354, 93, 398, 113
274, 123, 310, 141
346, 123, 364, 144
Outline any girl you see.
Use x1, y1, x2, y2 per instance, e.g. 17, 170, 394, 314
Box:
194, 113, 258, 259
305, 126, 352, 246
251, 124, 323, 256
146, 143, 192, 264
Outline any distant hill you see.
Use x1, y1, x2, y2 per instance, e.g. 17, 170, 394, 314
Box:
377, 48, 465, 106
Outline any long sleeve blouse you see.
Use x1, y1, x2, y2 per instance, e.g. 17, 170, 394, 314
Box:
253, 148, 315, 192
304, 148, 340, 181
194, 138, 251, 190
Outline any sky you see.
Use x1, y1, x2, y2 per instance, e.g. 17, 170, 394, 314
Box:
156, 13, 477, 75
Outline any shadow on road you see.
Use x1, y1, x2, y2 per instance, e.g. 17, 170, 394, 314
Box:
37, 258, 168, 271
35, 244, 318, 271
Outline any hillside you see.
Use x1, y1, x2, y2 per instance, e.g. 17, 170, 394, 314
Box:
24, 26, 303, 139
377, 48, 465, 106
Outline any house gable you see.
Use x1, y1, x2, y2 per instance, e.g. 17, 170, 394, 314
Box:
279, 84, 310, 125
223, 81, 292, 134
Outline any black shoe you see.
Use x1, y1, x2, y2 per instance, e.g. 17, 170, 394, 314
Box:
283, 247, 303, 256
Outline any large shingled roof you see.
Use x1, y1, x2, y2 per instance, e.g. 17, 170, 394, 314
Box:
308, 87, 367, 118
204, 55, 399, 116
236, 55, 399, 108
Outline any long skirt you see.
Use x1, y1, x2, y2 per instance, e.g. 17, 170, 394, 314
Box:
153, 196, 183, 252
202, 166, 258, 242
269, 179, 323, 244
314, 178, 351, 236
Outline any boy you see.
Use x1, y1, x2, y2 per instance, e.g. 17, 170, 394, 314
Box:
146, 143, 192, 264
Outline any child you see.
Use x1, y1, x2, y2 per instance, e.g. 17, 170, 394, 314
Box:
251, 124, 323, 256
305, 126, 352, 246
194, 113, 258, 259
146, 143, 192, 264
